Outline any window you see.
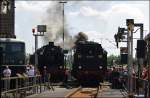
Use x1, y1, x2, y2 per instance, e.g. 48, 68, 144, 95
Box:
0, 43, 6, 51
11, 43, 24, 52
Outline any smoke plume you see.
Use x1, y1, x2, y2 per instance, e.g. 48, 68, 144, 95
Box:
42, 2, 88, 49
75, 32, 88, 44
42, 1, 73, 49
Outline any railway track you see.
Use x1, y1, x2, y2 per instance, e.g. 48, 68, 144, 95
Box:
65, 82, 112, 98
65, 87, 99, 98
25, 82, 127, 98
65, 82, 127, 98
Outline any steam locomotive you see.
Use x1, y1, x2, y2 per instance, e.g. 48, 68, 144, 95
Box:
30, 42, 66, 82
72, 41, 107, 86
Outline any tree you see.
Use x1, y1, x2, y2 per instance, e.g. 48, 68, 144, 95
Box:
107, 55, 121, 66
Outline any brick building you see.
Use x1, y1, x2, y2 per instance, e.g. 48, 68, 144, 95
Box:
0, 0, 16, 38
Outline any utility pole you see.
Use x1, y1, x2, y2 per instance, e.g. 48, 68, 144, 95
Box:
59, 1, 67, 49
126, 19, 134, 96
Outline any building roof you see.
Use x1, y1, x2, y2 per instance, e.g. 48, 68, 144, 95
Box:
0, 38, 25, 43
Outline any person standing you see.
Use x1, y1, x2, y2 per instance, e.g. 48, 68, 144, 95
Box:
111, 67, 120, 89
28, 65, 36, 92
3, 66, 11, 90
26, 64, 30, 76
28, 65, 35, 77
141, 62, 148, 80
43, 66, 47, 83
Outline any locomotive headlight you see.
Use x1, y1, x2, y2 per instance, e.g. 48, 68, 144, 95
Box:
98, 55, 102, 58
78, 66, 82, 69
99, 66, 102, 69
59, 66, 63, 69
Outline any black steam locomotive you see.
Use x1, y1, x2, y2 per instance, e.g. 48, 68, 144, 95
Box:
72, 41, 107, 86
30, 42, 66, 82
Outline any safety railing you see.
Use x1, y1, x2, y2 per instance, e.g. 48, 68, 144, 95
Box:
108, 73, 149, 97
1, 74, 53, 98
133, 77, 149, 98
122, 76, 149, 98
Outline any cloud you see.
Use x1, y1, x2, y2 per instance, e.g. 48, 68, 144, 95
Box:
69, 6, 103, 17
80, 6, 100, 16
67, 2, 148, 56
69, 11, 79, 16
69, 3, 144, 20
15, 1, 149, 55
111, 4, 144, 19
85, 31, 103, 40
15, 1, 51, 12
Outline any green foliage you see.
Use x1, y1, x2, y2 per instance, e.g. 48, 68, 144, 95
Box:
107, 55, 121, 66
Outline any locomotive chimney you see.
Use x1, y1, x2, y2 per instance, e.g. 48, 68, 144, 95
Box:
49, 42, 54, 46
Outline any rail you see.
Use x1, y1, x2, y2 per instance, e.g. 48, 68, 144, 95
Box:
1, 74, 53, 98
65, 87, 98, 98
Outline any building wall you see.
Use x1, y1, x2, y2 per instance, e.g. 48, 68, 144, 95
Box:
0, 0, 16, 38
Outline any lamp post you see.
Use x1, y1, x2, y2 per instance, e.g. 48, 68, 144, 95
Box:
59, 1, 67, 70
59, 1, 67, 49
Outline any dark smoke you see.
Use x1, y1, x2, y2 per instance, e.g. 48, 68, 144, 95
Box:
75, 32, 88, 44
42, 1, 73, 49
42, 2, 88, 49
42, 1, 62, 42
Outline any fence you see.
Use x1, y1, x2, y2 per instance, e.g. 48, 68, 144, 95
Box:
122, 76, 149, 98
108, 72, 149, 97
134, 77, 149, 98
1, 74, 53, 98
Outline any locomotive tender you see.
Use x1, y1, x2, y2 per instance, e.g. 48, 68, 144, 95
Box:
72, 41, 107, 86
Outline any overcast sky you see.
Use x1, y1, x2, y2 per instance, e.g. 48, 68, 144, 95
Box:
15, 1, 149, 56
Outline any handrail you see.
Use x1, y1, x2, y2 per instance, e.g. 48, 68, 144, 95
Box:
1, 75, 41, 80
0, 74, 52, 98
131, 76, 148, 82
1, 84, 40, 94
122, 75, 149, 97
